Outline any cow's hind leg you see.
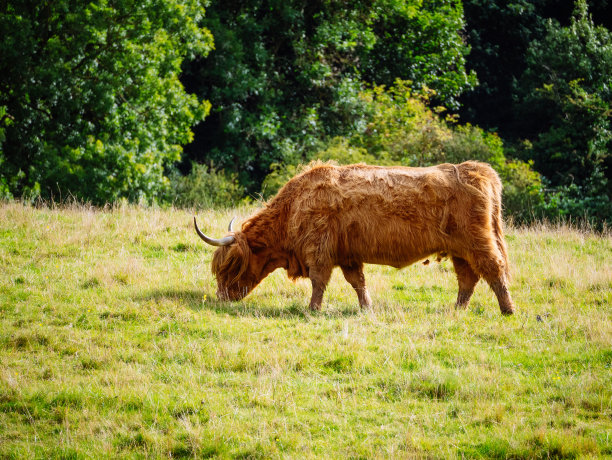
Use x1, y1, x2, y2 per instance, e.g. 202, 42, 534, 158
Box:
469, 249, 515, 315
308, 265, 332, 311
451, 256, 479, 309
340, 264, 372, 309
488, 277, 514, 316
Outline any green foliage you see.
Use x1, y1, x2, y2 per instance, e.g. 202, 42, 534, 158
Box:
0, 1, 213, 204
497, 159, 547, 224
541, 179, 612, 225
440, 124, 505, 167
459, 0, 612, 226
0, 104, 5, 149
440, 126, 545, 223
2, 0, 608, 228
363, 0, 477, 110
515, 0, 612, 224
353, 81, 452, 165
260, 163, 300, 199
315, 137, 383, 167
167, 164, 245, 209
182, 0, 475, 191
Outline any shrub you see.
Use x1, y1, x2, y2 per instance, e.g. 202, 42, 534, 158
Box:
0, 104, 10, 200
497, 159, 546, 224
541, 180, 612, 228
440, 124, 505, 167
353, 81, 451, 164
260, 163, 300, 199
168, 164, 245, 209
314, 137, 381, 165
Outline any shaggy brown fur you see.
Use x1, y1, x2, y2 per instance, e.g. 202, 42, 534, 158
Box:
207, 161, 515, 314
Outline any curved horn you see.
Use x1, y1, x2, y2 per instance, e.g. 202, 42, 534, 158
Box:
193, 216, 235, 247
228, 216, 236, 232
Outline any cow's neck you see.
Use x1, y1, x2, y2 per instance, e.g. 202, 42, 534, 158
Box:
242, 204, 293, 276
242, 203, 287, 249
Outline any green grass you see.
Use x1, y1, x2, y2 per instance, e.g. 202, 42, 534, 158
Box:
1, 202, 611, 459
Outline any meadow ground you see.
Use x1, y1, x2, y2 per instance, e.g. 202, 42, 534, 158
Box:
0, 202, 611, 459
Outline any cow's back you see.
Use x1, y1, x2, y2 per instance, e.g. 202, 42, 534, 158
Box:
276, 162, 498, 268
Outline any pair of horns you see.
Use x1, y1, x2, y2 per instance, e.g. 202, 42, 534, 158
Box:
194, 216, 236, 246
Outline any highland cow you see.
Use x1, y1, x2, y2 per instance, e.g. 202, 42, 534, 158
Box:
195, 161, 515, 314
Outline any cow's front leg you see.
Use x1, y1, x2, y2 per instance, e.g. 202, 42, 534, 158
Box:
341, 264, 372, 309
308, 265, 332, 310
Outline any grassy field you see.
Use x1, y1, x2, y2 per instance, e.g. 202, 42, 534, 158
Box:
0, 202, 611, 459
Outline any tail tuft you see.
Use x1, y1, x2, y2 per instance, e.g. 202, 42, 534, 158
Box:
492, 189, 510, 280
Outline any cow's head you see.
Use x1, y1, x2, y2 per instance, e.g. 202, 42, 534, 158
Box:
194, 217, 281, 301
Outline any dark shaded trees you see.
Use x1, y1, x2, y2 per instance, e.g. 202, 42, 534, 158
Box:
515, 0, 611, 221
460, 0, 612, 223
460, 0, 612, 135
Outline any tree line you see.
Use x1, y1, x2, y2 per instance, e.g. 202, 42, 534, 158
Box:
1, 0, 610, 224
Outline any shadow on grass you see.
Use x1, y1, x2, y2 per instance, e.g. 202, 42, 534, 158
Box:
137, 288, 360, 319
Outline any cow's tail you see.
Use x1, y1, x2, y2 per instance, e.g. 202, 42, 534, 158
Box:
492, 191, 511, 281
486, 166, 511, 281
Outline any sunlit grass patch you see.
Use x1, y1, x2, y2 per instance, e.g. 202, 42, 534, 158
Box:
0, 202, 610, 458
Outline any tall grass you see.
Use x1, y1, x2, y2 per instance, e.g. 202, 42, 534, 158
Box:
0, 202, 610, 458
